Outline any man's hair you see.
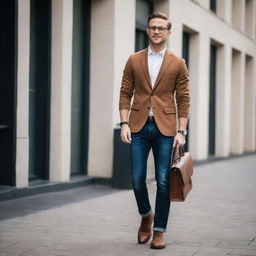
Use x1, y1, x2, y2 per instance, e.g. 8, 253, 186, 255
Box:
147, 12, 172, 30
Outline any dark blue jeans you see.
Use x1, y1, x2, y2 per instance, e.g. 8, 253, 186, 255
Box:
131, 119, 174, 232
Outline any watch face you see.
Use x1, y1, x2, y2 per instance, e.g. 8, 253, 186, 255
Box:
179, 130, 187, 135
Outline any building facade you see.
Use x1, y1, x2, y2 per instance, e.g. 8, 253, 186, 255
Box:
0, 0, 255, 191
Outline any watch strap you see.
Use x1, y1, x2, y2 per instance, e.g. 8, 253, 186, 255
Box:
178, 130, 187, 135
120, 121, 129, 127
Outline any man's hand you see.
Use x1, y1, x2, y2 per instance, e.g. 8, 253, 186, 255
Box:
173, 133, 186, 148
120, 125, 132, 144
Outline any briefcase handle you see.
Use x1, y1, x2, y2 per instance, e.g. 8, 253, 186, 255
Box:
171, 146, 185, 165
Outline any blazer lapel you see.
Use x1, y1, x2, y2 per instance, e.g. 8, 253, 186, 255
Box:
153, 50, 173, 91
139, 48, 152, 90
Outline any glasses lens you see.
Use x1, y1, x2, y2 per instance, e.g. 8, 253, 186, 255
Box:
149, 26, 167, 32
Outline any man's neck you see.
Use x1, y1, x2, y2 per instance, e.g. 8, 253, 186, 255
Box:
149, 43, 166, 53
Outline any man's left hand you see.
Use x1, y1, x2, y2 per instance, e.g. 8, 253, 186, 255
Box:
173, 133, 186, 148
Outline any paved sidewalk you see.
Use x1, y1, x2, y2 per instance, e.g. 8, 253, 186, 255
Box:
0, 154, 256, 256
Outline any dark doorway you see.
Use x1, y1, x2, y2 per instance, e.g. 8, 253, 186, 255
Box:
210, 0, 217, 13
135, 0, 153, 51
29, 0, 51, 181
182, 31, 190, 152
208, 44, 217, 156
0, 0, 17, 186
70, 0, 91, 175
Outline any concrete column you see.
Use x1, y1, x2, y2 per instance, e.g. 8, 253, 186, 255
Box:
49, 0, 73, 182
168, 0, 183, 56
232, 0, 245, 32
16, 0, 30, 188
168, 21, 183, 57
112, 0, 136, 126
241, 0, 246, 32
89, 0, 135, 178
245, 0, 255, 38
215, 45, 232, 157
244, 55, 256, 151
254, 58, 256, 149
253, 0, 256, 39
217, 0, 232, 24
230, 50, 245, 154
189, 34, 210, 160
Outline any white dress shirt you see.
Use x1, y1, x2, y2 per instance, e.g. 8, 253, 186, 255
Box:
147, 46, 166, 116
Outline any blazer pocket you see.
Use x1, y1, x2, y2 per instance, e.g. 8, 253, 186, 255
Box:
131, 103, 140, 111
164, 107, 176, 114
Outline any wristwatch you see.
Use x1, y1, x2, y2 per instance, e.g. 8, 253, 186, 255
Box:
178, 130, 188, 136
120, 121, 129, 127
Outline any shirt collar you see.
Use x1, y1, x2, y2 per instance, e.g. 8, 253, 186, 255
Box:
148, 46, 166, 56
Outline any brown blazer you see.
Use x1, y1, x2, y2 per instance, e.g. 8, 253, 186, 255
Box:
119, 48, 190, 136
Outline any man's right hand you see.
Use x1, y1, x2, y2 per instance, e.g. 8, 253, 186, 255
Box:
120, 125, 132, 144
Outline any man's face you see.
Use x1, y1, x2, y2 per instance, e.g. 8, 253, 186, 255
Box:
147, 18, 171, 45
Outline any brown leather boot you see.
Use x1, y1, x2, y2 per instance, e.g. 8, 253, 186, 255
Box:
150, 231, 166, 249
137, 211, 154, 244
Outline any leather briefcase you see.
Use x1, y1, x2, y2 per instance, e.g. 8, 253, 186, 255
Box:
169, 146, 194, 202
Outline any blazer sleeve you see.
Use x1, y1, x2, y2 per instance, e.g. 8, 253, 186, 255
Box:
175, 58, 190, 118
119, 56, 135, 110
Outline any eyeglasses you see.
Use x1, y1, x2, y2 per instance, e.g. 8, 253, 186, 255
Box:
148, 26, 169, 32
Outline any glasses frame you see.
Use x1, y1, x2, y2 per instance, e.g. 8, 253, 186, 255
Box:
148, 26, 169, 33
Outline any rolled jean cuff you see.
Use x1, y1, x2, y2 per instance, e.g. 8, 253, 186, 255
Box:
140, 209, 152, 217
153, 227, 166, 232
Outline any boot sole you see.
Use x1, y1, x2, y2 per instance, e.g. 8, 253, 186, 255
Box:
150, 244, 166, 249
138, 236, 151, 244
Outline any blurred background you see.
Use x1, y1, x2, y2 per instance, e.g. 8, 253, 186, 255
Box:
0, 0, 255, 199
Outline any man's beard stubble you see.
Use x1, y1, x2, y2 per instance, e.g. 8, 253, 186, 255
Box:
148, 36, 166, 46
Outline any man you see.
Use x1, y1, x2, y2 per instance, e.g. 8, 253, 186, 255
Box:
119, 12, 190, 249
